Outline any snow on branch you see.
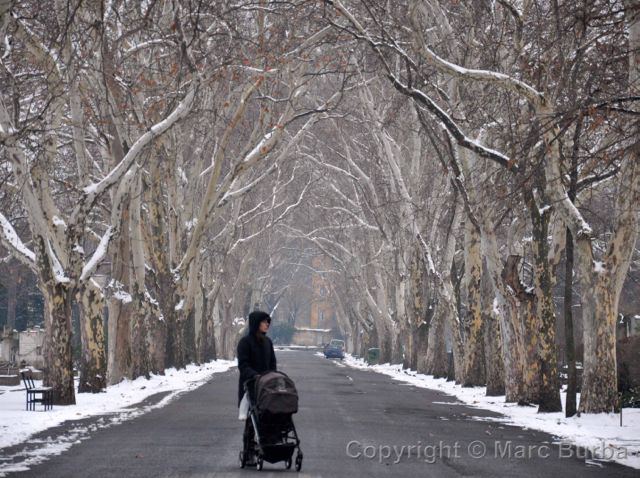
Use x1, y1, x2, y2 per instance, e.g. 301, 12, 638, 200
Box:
328, 0, 519, 173
409, 18, 542, 106
80, 226, 114, 281
124, 39, 175, 56
333, 0, 543, 106
301, 151, 359, 181
417, 231, 437, 276
47, 238, 70, 284
285, 25, 334, 57
218, 162, 279, 207
272, 177, 313, 224
328, 183, 362, 212
227, 179, 313, 255
396, 79, 518, 172
316, 205, 379, 232
544, 154, 594, 240
0, 212, 36, 268
80, 80, 198, 208
277, 223, 348, 268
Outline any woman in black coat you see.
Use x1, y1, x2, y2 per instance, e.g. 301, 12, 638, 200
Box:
237, 310, 277, 406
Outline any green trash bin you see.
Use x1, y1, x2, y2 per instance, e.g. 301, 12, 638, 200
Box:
367, 348, 380, 365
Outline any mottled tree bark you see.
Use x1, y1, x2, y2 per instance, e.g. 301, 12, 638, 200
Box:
407, 247, 427, 370
483, 230, 526, 403
41, 280, 75, 405
106, 295, 132, 384
425, 303, 448, 377
415, 320, 430, 374
199, 291, 217, 362
106, 199, 133, 385
502, 255, 539, 403
481, 265, 504, 396
127, 286, 154, 380
529, 204, 561, 412
77, 280, 107, 393
462, 219, 485, 387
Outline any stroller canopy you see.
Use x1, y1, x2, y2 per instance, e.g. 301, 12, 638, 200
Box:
255, 371, 298, 415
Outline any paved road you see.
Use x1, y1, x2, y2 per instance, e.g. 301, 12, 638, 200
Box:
4, 349, 636, 477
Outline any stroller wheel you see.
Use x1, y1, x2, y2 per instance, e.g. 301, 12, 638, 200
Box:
295, 453, 303, 471
285, 458, 292, 469
239, 451, 246, 468
257, 456, 264, 471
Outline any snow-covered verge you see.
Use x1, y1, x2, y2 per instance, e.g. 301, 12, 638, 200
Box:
340, 354, 640, 470
0, 360, 235, 453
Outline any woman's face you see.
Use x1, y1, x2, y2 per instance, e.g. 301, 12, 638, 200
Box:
259, 319, 270, 334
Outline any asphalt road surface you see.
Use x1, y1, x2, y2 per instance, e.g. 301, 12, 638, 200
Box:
4, 349, 636, 477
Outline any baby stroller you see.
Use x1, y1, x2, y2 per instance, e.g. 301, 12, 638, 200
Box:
240, 371, 303, 471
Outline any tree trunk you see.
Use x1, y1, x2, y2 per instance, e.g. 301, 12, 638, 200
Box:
6, 262, 17, 329
483, 230, 527, 403
425, 303, 448, 377
482, 265, 504, 396
403, 328, 414, 370
578, 274, 619, 413
530, 207, 561, 412
429, 194, 463, 379
416, 295, 434, 373
502, 254, 540, 403
159, 269, 185, 369
394, 278, 409, 367
165, 310, 185, 369
409, 247, 427, 370
200, 291, 217, 362
378, 323, 392, 364
367, 324, 378, 360
221, 298, 233, 359
130, 286, 153, 380
77, 280, 107, 393
444, 278, 465, 383
106, 295, 132, 384
415, 321, 430, 373
563, 229, 577, 417
391, 327, 404, 365
563, 121, 580, 417
42, 281, 75, 405
106, 203, 133, 385
184, 308, 196, 365
148, 315, 166, 374
501, 303, 526, 402
194, 286, 203, 364
462, 219, 485, 387
351, 321, 359, 357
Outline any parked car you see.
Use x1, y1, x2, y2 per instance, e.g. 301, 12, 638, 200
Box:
324, 339, 345, 359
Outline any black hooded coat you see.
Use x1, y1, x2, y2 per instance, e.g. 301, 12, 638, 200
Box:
237, 311, 277, 406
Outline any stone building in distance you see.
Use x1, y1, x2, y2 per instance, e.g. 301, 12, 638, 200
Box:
309, 256, 336, 331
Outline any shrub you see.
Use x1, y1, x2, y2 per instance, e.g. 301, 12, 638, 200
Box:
269, 323, 295, 345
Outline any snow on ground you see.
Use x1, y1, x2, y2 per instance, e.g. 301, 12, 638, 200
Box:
0, 360, 235, 475
339, 354, 640, 470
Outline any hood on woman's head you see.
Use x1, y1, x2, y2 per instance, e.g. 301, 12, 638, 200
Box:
248, 310, 271, 335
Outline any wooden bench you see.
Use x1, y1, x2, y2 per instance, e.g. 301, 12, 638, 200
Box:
20, 371, 53, 411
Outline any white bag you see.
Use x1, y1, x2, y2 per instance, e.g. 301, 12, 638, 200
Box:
238, 392, 249, 420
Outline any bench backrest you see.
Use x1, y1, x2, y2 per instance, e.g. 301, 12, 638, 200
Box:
20, 371, 36, 390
